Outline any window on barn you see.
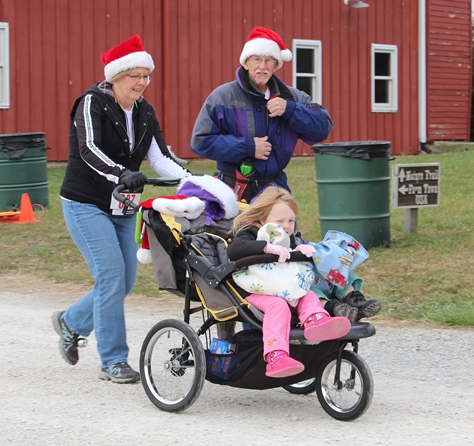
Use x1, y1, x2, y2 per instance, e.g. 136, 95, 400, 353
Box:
0, 23, 10, 109
371, 44, 397, 112
292, 40, 322, 103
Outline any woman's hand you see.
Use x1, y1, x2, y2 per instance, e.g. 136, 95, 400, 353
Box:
119, 169, 148, 190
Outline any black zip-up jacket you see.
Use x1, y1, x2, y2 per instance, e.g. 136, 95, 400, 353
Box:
60, 82, 176, 213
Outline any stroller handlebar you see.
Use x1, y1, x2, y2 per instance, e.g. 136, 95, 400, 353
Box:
112, 177, 183, 212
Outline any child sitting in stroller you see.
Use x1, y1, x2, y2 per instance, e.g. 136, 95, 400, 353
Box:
227, 186, 351, 378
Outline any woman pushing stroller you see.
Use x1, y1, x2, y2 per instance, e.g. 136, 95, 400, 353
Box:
227, 186, 351, 379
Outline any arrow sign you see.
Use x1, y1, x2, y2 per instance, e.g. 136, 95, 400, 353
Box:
398, 168, 406, 182
392, 163, 440, 209
398, 185, 408, 195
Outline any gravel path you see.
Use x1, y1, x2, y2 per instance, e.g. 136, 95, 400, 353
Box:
1, 281, 473, 446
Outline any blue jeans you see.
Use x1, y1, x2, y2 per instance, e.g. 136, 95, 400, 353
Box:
61, 199, 138, 367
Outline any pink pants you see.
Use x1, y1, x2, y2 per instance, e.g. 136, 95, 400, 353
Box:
245, 290, 328, 357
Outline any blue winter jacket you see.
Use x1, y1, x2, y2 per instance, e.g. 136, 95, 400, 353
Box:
190, 67, 333, 194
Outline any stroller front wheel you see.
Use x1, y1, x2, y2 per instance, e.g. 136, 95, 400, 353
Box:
140, 319, 206, 413
316, 350, 373, 421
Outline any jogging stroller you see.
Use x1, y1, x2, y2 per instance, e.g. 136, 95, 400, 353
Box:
114, 179, 376, 421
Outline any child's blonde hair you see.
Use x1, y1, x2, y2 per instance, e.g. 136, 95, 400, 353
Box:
233, 186, 298, 233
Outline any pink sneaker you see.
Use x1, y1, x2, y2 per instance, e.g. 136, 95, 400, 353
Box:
303, 313, 351, 342
265, 350, 305, 378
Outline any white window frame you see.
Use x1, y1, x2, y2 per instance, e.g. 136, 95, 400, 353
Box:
0, 22, 10, 109
371, 43, 398, 112
292, 39, 322, 103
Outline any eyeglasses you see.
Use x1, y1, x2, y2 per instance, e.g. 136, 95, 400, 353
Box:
248, 56, 278, 67
126, 74, 153, 82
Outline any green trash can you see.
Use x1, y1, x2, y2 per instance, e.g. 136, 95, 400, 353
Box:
312, 141, 391, 249
0, 132, 49, 212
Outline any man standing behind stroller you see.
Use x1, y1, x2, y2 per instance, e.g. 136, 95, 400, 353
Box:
190, 26, 333, 202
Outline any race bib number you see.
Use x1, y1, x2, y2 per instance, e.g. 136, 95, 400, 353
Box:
110, 192, 141, 216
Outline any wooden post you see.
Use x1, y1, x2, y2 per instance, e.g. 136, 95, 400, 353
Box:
403, 208, 418, 234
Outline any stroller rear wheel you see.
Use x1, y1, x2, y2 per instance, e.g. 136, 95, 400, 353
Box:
316, 350, 373, 421
282, 378, 317, 395
140, 319, 206, 412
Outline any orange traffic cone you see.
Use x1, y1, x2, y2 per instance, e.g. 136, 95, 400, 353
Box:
15, 193, 37, 224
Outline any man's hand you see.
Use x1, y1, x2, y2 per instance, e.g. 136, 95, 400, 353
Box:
254, 136, 272, 160
267, 97, 287, 118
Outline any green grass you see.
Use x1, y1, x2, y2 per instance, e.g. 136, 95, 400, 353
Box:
1, 143, 473, 327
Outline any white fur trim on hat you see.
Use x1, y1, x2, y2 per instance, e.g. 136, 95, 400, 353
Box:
240, 27, 292, 69
104, 51, 155, 82
137, 247, 153, 264
101, 35, 155, 83
151, 196, 204, 220
177, 175, 239, 220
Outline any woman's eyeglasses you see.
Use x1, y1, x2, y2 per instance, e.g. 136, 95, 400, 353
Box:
126, 74, 153, 81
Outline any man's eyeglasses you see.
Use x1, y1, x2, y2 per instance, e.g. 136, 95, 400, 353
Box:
126, 74, 153, 81
248, 56, 278, 67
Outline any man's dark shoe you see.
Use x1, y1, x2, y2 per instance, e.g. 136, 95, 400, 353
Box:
324, 299, 358, 323
98, 362, 140, 384
52, 310, 86, 365
343, 291, 381, 321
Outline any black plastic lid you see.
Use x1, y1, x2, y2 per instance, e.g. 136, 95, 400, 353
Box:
312, 140, 391, 160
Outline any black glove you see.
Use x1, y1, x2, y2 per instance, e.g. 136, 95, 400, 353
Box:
119, 169, 148, 190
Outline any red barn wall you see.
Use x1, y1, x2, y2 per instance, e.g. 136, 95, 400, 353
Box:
0, 0, 471, 161
0, 0, 165, 161
164, 0, 421, 157
426, 0, 472, 141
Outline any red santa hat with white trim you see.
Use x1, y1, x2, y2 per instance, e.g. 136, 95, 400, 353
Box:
136, 195, 204, 264
101, 35, 155, 83
239, 26, 292, 69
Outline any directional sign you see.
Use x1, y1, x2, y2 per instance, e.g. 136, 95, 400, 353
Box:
392, 163, 440, 209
